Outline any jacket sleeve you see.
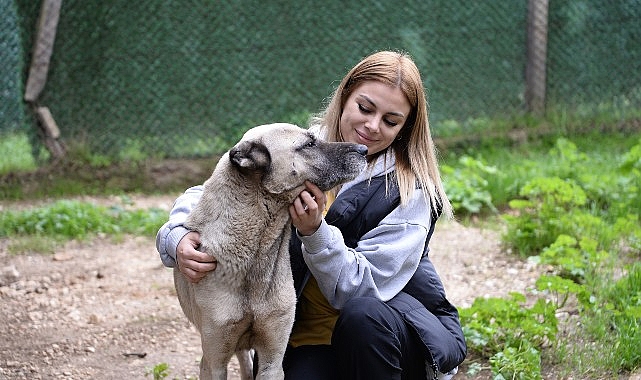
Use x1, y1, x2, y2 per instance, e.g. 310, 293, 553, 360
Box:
155, 186, 204, 267
298, 189, 431, 309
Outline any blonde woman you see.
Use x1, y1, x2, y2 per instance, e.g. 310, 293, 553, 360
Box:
157, 51, 466, 379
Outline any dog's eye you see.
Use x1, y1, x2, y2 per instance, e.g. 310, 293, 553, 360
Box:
298, 138, 317, 150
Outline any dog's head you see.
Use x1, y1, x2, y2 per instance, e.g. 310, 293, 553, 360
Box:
229, 123, 367, 198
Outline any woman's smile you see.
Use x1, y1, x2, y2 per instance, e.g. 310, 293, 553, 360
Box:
354, 129, 377, 143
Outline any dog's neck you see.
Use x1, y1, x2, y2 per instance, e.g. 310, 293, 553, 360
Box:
185, 160, 293, 258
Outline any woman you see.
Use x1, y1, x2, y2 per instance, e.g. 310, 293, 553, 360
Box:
156, 50, 466, 379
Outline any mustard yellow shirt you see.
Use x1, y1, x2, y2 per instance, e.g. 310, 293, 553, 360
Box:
289, 191, 338, 347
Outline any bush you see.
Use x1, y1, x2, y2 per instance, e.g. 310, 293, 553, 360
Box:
460, 292, 557, 379
442, 155, 499, 215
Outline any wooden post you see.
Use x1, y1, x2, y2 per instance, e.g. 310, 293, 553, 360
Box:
35, 105, 66, 160
24, 0, 66, 159
24, 0, 62, 102
525, 0, 549, 115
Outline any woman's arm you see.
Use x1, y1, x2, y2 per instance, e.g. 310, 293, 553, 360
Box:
155, 186, 217, 283
156, 185, 205, 267
297, 187, 432, 309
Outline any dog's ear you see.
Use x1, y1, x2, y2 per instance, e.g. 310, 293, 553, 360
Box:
229, 140, 271, 171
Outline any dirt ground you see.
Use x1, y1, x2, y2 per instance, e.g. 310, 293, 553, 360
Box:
0, 194, 544, 380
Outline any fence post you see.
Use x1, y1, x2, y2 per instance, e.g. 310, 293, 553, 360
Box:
24, 0, 66, 160
525, 0, 549, 115
24, 0, 61, 102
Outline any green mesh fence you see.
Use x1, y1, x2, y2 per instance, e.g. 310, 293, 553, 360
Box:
547, 0, 641, 110
2, 0, 641, 162
0, 0, 24, 133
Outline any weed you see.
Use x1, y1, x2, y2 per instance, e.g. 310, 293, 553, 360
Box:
489, 136, 641, 377
460, 293, 557, 379
0, 132, 38, 174
145, 362, 169, 380
0, 200, 167, 245
502, 176, 596, 256
442, 155, 500, 215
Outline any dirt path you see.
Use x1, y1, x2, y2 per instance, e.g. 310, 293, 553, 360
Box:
0, 195, 542, 380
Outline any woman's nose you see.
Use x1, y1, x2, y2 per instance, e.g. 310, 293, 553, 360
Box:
365, 115, 382, 132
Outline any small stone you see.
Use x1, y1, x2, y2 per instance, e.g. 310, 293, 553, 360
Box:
88, 314, 100, 324
53, 252, 74, 262
0, 265, 20, 285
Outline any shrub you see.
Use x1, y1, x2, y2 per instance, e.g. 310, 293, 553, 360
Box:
502, 176, 599, 256
460, 292, 557, 379
442, 155, 499, 215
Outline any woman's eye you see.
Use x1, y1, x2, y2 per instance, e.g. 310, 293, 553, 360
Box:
358, 103, 371, 113
384, 119, 398, 127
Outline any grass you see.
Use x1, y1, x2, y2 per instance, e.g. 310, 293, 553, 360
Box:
442, 129, 641, 211
0, 199, 168, 254
0, 132, 39, 174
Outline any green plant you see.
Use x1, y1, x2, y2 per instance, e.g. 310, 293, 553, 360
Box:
617, 138, 641, 217
533, 235, 610, 283
619, 138, 641, 174
535, 274, 587, 310
442, 155, 499, 215
0, 200, 115, 238
0, 132, 38, 174
460, 292, 557, 379
145, 362, 170, 380
489, 341, 542, 380
595, 263, 641, 371
0, 200, 167, 242
503, 176, 597, 256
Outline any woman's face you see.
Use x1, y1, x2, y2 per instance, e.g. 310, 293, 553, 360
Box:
339, 80, 411, 156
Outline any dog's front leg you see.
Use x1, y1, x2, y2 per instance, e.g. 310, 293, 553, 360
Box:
252, 311, 294, 380
252, 346, 286, 380
199, 324, 234, 380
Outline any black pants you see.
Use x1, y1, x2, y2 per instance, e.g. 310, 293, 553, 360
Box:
283, 296, 427, 380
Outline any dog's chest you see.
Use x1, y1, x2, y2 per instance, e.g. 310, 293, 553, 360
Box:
203, 236, 291, 295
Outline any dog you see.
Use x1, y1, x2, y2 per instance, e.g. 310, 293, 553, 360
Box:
174, 122, 368, 379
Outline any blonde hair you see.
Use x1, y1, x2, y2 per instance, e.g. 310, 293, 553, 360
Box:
313, 50, 453, 219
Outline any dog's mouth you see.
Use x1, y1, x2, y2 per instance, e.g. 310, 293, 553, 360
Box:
314, 151, 367, 191
263, 141, 368, 197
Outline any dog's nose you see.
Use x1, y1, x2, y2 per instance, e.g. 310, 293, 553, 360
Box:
356, 144, 368, 156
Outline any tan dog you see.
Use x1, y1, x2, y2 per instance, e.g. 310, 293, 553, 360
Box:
174, 123, 367, 379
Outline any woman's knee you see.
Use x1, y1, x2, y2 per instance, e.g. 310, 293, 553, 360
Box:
333, 296, 399, 345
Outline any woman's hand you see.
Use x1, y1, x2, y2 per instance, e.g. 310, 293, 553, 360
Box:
176, 231, 217, 283
289, 181, 326, 236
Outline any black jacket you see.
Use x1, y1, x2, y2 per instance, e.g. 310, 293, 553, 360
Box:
289, 174, 467, 374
